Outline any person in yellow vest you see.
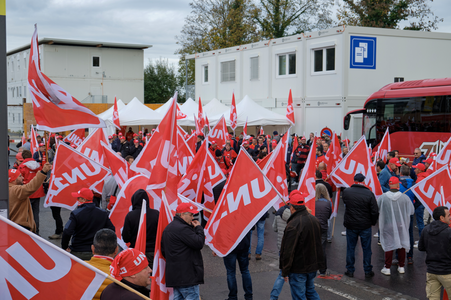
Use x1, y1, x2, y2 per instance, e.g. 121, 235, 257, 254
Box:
86, 229, 118, 300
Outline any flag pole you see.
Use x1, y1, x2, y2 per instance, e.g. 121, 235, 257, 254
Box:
106, 275, 151, 300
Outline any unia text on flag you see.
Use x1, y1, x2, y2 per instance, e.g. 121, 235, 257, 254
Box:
208, 115, 228, 150
0, 215, 107, 299
330, 135, 383, 198
27, 25, 105, 132
429, 136, 451, 172
151, 192, 174, 300
112, 96, 121, 130
411, 165, 451, 216
185, 131, 197, 154
101, 141, 135, 189
63, 128, 85, 148
297, 136, 318, 215
176, 127, 195, 176
325, 131, 342, 175
286, 89, 295, 125
204, 147, 283, 257
135, 200, 147, 254
230, 92, 238, 132
43, 142, 111, 210
375, 128, 391, 163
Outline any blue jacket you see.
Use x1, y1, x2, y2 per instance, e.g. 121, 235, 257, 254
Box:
399, 176, 415, 203
411, 154, 426, 181
379, 165, 397, 192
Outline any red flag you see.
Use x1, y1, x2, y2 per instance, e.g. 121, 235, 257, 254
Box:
198, 97, 205, 129
76, 128, 109, 168
375, 128, 391, 162
330, 136, 383, 198
135, 200, 147, 254
411, 165, 451, 215
151, 192, 174, 300
202, 149, 227, 220
431, 137, 451, 171
30, 125, 39, 155
257, 151, 273, 169
290, 134, 298, 162
297, 137, 318, 215
176, 127, 195, 176
176, 103, 187, 119
243, 117, 249, 139
43, 142, 110, 210
194, 114, 202, 136
205, 113, 211, 132
325, 132, 342, 175
259, 126, 264, 136
204, 149, 281, 256
63, 129, 85, 148
21, 132, 26, 146
230, 92, 237, 131
112, 96, 121, 130
109, 174, 149, 249
186, 132, 197, 154
286, 89, 295, 124
0, 215, 107, 299
208, 115, 228, 149
28, 25, 105, 131
101, 141, 135, 189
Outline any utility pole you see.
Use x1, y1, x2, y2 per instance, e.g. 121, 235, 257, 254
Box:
0, 0, 8, 219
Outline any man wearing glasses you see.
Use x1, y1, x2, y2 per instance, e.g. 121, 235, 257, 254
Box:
411, 148, 426, 181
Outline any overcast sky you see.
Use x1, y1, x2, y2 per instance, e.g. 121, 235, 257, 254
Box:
6, 0, 451, 70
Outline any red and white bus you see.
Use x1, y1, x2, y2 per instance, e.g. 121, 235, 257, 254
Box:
344, 78, 451, 158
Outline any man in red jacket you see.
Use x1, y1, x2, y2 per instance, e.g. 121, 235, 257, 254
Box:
19, 150, 46, 235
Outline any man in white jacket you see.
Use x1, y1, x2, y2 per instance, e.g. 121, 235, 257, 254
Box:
378, 176, 415, 276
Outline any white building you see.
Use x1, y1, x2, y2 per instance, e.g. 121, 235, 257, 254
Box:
187, 26, 451, 142
7, 38, 151, 132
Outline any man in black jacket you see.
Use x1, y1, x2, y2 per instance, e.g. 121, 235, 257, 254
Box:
62, 188, 115, 261
162, 203, 205, 299
419, 206, 451, 300
342, 173, 379, 278
122, 189, 159, 268
279, 190, 324, 300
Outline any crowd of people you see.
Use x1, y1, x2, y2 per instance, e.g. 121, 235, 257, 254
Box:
7, 127, 451, 300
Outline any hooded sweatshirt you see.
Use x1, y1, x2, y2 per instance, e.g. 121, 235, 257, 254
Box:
419, 220, 451, 275
19, 158, 45, 198
122, 189, 159, 252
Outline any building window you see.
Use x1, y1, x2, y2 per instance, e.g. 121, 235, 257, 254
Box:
278, 53, 296, 76
313, 47, 335, 72
12, 88, 14, 97
203, 65, 209, 83
92, 56, 100, 67
221, 60, 235, 82
250, 57, 259, 80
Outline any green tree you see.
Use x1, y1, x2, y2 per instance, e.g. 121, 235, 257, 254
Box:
253, 0, 334, 39
144, 58, 179, 104
337, 0, 443, 31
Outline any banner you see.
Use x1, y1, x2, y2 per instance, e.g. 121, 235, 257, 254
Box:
286, 89, 295, 124
431, 137, 451, 171
230, 92, 237, 131
208, 115, 228, 149
101, 141, 135, 189
297, 137, 318, 215
375, 128, 391, 163
63, 129, 85, 147
30, 125, 39, 155
112, 96, 121, 130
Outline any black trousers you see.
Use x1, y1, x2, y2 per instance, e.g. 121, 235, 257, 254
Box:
50, 206, 63, 234
29, 198, 40, 235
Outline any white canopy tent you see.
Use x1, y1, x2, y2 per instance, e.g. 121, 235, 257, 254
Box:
117, 97, 163, 126
203, 98, 229, 119
155, 97, 184, 116
178, 98, 198, 126
97, 99, 126, 120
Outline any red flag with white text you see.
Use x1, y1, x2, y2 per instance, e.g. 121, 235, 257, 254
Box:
430, 137, 451, 172
101, 141, 136, 189
375, 128, 391, 163
0, 215, 107, 300
135, 200, 147, 254
63, 128, 85, 148
198, 97, 205, 129
297, 137, 318, 215
230, 93, 237, 131
286, 89, 295, 124
208, 115, 229, 149
186, 132, 197, 155
43, 142, 110, 210
28, 25, 105, 131
325, 132, 342, 175
30, 125, 39, 155
259, 126, 264, 136
112, 96, 121, 130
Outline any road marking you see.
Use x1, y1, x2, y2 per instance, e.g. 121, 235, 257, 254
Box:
315, 283, 361, 300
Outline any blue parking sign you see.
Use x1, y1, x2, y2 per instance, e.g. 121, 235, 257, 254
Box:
350, 36, 377, 69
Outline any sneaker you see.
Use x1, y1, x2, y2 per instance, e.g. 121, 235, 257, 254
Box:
344, 271, 354, 277
413, 243, 418, 249
392, 259, 398, 265
414, 240, 419, 244
327, 239, 332, 243
48, 233, 62, 239
319, 273, 326, 277
378, 240, 381, 245
381, 267, 391, 276
407, 257, 413, 265
373, 232, 379, 238
255, 254, 262, 260
341, 231, 346, 236
365, 271, 375, 278
398, 267, 405, 274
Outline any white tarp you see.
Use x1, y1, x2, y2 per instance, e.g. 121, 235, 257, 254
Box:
155, 97, 183, 116
203, 98, 229, 118
118, 97, 163, 125
178, 98, 198, 126
97, 99, 126, 120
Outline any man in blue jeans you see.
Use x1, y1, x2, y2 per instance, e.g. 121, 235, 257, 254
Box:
342, 173, 379, 278
249, 212, 268, 260
279, 190, 324, 300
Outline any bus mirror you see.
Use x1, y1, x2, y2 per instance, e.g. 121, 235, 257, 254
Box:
343, 115, 350, 130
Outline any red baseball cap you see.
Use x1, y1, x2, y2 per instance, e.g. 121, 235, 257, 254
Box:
389, 176, 400, 185
118, 132, 123, 136
108, 135, 112, 139
8, 169, 21, 183
113, 133, 117, 137
266, 135, 271, 139
389, 158, 401, 167
110, 248, 148, 281
243, 141, 249, 145
146, 133, 151, 136
134, 139, 139, 143
289, 190, 304, 205
133, 133, 138, 137
424, 158, 433, 165
139, 131, 142, 134
39, 143, 45, 147
71, 188, 93, 200
300, 136, 306, 140
413, 163, 426, 171
120, 136, 125, 140
211, 140, 217, 145
176, 203, 199, 214
15, 152, 23, 161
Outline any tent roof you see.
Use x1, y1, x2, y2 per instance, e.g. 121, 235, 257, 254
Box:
118, 97, 163, 125
178, 98, 199, 126
203, 98, 229, 118
97, 99, 126, 120
210, 95, 291, 126
155, 98, 183, 115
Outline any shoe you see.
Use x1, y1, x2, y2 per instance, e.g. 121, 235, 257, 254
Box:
319, 273, 326, 277
344, 271, 354, 277
381, 267, 391, 276
413, 243, 418, 249
255, 254, 262, 260
414, 240, 419, 244
407, 257, 413, 265
378, 240, 381, 245
392, 259, 398, 265
373, 232, 379, 238
327, 239, 332, 243
365, 271, 375, 278
398, 267, 405, 274
248, 254, 251, 260
341, 231, 346, 236
48, 233, 62, 239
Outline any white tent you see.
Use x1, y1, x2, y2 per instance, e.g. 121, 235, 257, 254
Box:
118, 97, 163, 125
178, 98, 198, 126
203, 98, 229, 119
155, 98, 183, 116
97, 99, 126, 120
209, 95, 291, 126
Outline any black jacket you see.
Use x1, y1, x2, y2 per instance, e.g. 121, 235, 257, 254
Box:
419, 220, 451, 275
112, 138, 121, 153
315, 198, 332, 232
122, 189, 159, 252
161, 215, 205, 288
100, 278, 150, 300
279, 206, 325, 277
342, 184, 379, 230
130, 144, 143, 159
120, 141, 131, 158
316, 179, 333, 199
62, 203, 115, 252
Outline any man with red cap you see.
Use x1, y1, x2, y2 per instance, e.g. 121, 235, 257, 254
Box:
378, 177, 415, 276
279, 190, 324, 299
119, 136, 131, 158
130, 139, 143, 159
62, 188, 115, 260
32, 142, 47, 167
126, 127, 134, 142
413, 163, 428, 181
9, 162, 52, 233
13, 152, 24, 169
379, 157, 400, 192
162, 203, 205, 299
100, 248, 151, 299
